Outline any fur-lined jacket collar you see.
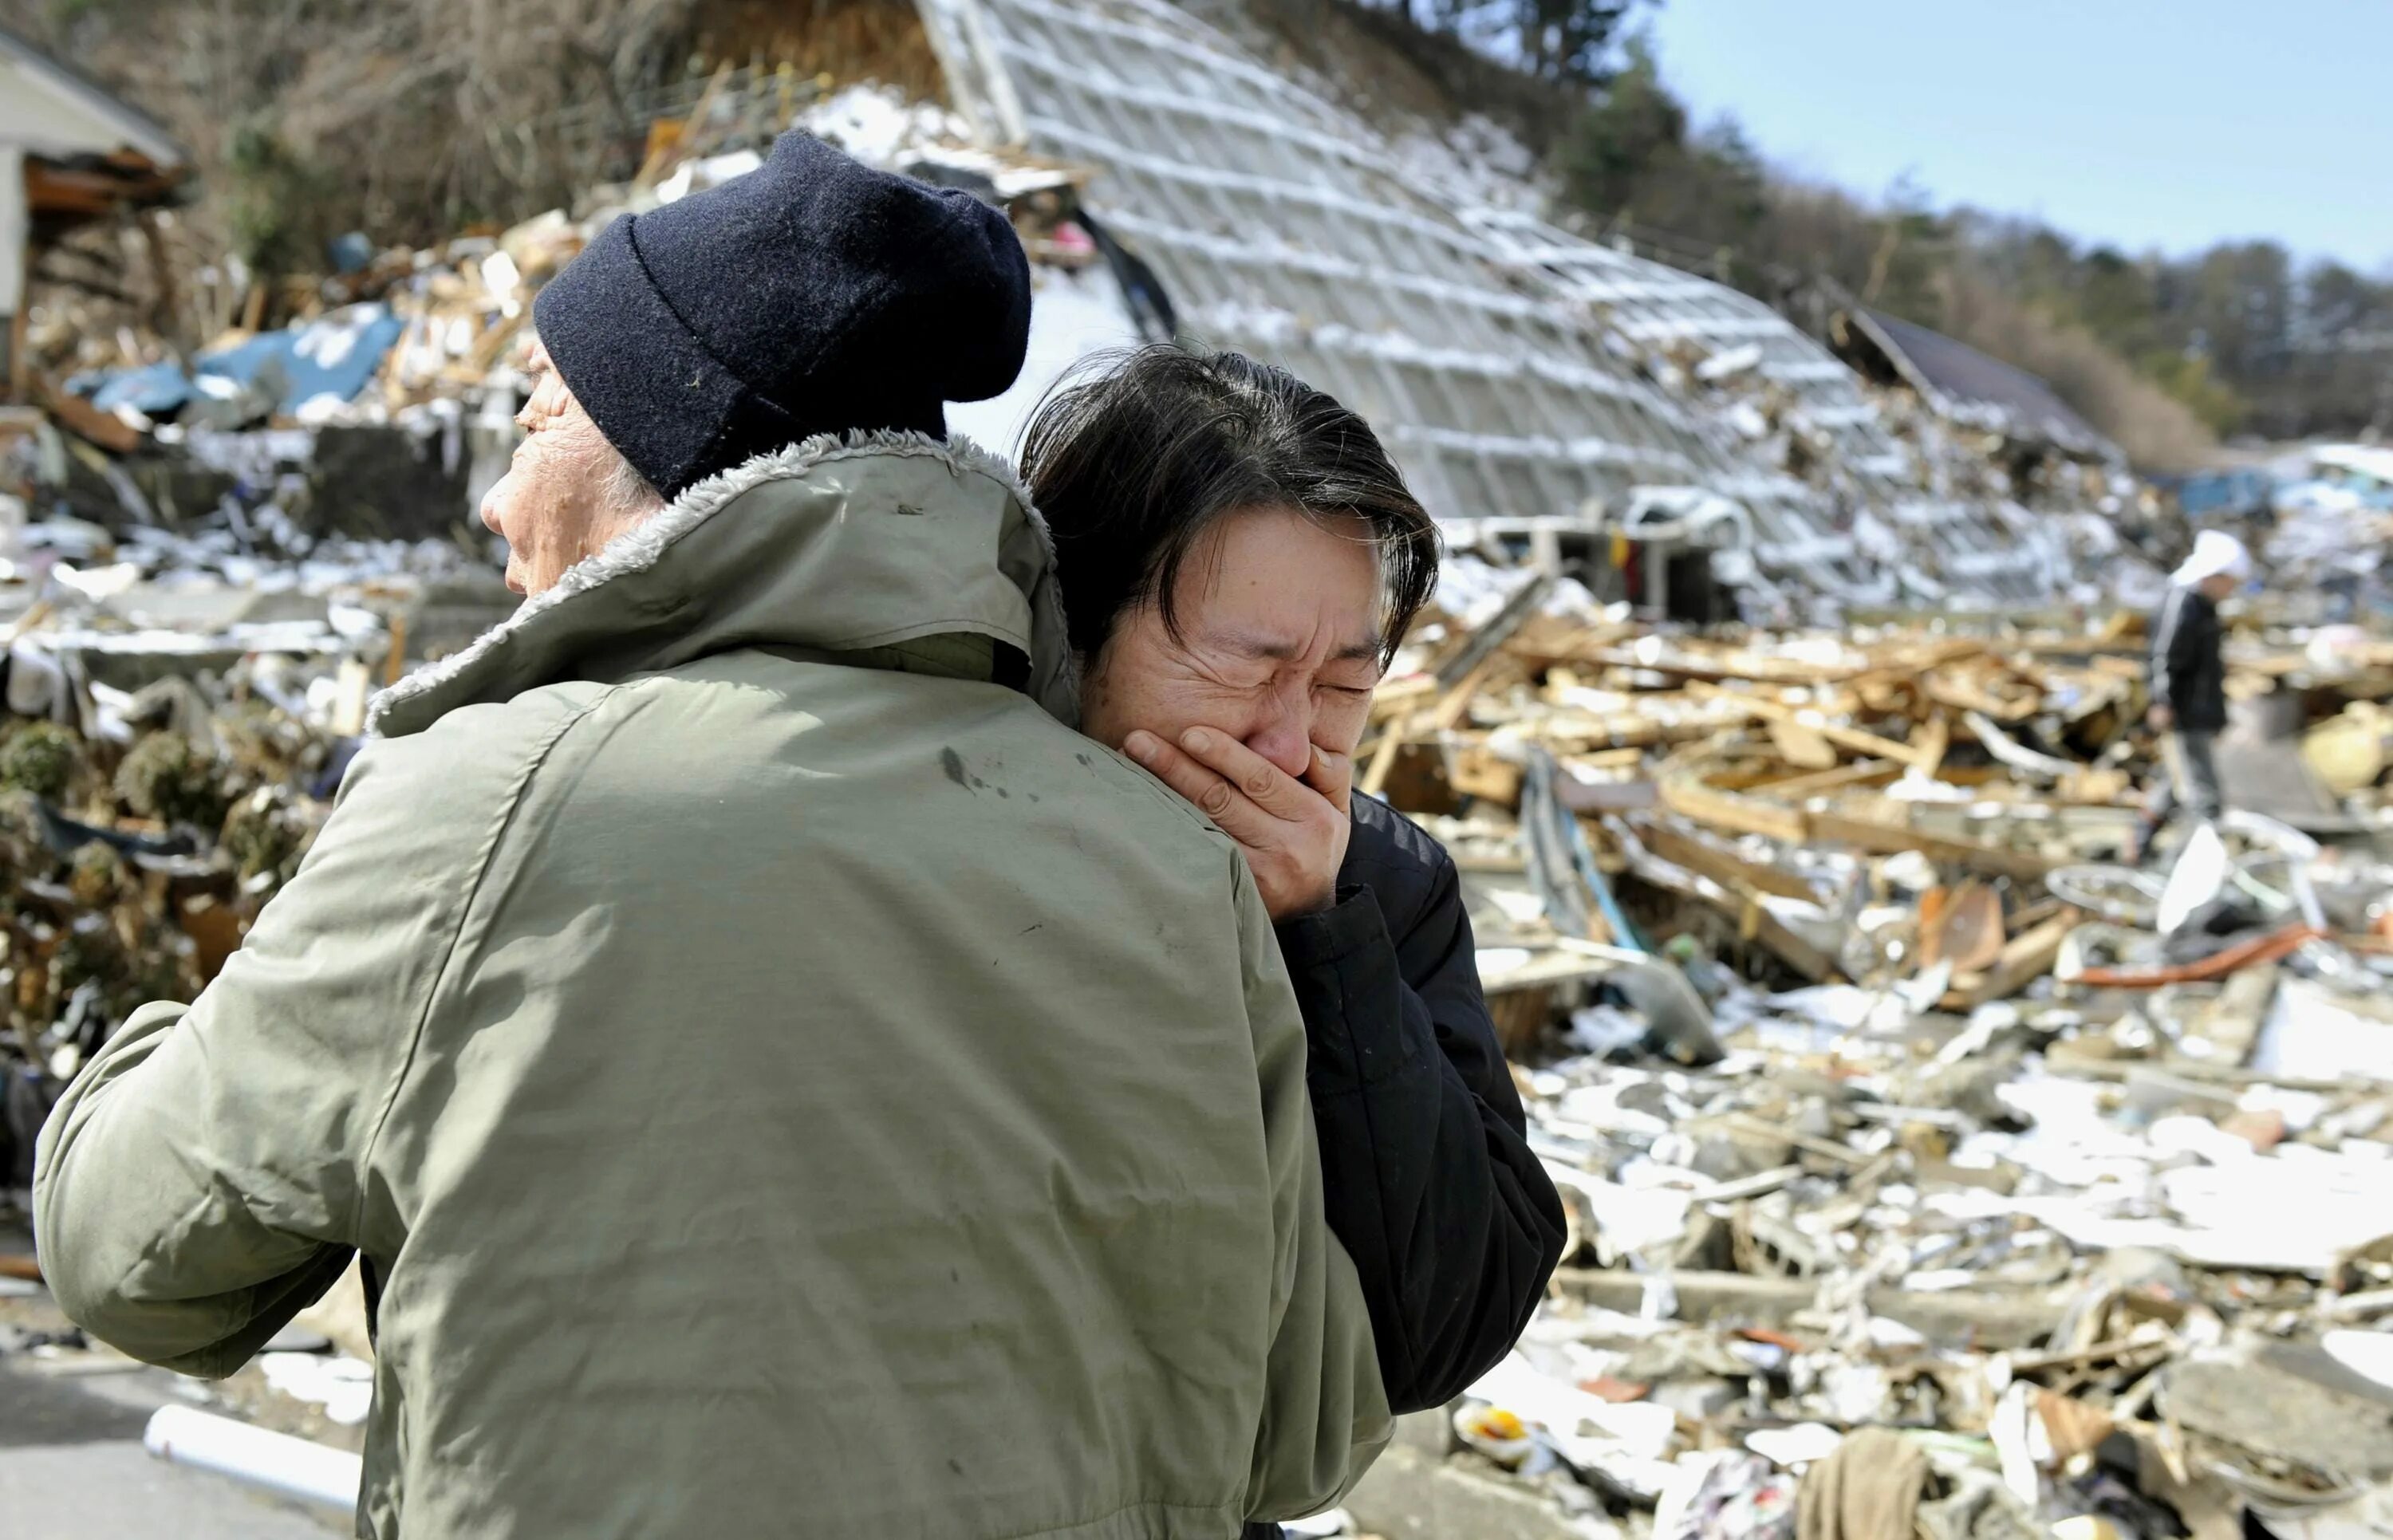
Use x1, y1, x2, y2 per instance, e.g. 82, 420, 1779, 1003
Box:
369, 431, 1077, 738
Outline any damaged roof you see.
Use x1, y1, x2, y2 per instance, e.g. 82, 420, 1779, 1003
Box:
918, 0, 1762, 527
0, 23, 188, 174
1839, 306, 2119, 463
914, 0, 2144, 615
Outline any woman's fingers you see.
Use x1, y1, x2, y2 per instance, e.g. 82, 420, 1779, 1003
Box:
1122, 731, 1275, 841
1306, 743, 1354, 813
1173, 728, 1324, 823
1122, 727, 1351, 921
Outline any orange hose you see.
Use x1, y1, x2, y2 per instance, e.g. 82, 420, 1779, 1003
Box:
2076, 923, 2324, 988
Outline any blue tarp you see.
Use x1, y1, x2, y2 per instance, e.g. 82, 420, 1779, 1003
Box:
77, 360, 194, 416
2156, 468, 2276, 520
70, 304, 407, 420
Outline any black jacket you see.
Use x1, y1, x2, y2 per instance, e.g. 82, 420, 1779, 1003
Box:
1271, 795, 1566, 1412
2151, 585, 2227, 734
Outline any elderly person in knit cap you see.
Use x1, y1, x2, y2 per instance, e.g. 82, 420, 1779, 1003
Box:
35, 134, 1388, 1539
2129, 529, 2253, 864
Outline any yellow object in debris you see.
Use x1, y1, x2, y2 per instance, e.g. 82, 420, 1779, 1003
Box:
1453, 1404, 1536, 1468
1461, 1407, 1526, 1441
2303, 703, 2389, 794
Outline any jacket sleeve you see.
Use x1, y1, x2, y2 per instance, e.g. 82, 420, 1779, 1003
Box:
1273, 849, 1566, 1414
2151, 589, 2196, 717
1235, 858, 1395, 1522
32, 699, 585, 1377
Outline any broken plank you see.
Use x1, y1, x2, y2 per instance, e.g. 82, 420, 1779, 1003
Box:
35, 374, 141, 453
1766, 715, 1838, 770
1638, 820, 1815, 903
1693, 886, 1839, 982
1924, 674, 2040, 723
1942, 908, 2080, 1009
1806, 809, 2059, 882
1912, 712, 1951, 777
1437, 570, 1553, 687
1660, 774, 1809, 845
2188, 962, 2280, 1067
1687, 683, 1936, 770
1754, 758, 1902, 802
1539, 713, 1712, 752
1430, 655, 1500, 732
1359, 727, 1407, 798
1367, 674, 1437, 723
1572, 649, 1861, 687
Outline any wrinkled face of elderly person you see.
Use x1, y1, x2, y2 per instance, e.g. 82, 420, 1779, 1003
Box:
1022, 348, 1438, 920
479, 341, 667, 597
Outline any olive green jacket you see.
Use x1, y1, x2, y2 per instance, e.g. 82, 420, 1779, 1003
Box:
35, 433, 1390, 1538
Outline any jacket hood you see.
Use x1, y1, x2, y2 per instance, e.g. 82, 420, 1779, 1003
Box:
369, 431, 1077, 738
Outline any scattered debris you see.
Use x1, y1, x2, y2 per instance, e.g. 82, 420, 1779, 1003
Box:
1339, 549, 2393, 1540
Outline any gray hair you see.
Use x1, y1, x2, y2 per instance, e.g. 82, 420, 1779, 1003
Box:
597, 442, 667, 524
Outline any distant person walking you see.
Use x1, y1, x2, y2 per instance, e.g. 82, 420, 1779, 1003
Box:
2131, 530, 2251, 864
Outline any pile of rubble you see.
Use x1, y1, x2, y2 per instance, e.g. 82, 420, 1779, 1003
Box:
33, 78, 1092, 462
0, 57, 1124, 1231
0, 395, 520, 1197
2257, 445, 2393, 628
1337, 559, 2393, 1540
0, 82, 1094, 1204
0, 552, 471, 1170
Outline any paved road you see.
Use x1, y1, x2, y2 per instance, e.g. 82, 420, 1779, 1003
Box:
0, 1357, 344, 1539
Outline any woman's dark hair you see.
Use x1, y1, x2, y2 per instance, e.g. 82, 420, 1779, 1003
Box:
1019, 345, 1440, 667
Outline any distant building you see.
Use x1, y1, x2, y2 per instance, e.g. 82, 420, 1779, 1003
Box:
1833, 307, 2123, 465
0, 23, 191, 396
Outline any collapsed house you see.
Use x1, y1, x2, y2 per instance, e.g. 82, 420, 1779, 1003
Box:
0, 23, 191, 399
914, 0, 2165, 621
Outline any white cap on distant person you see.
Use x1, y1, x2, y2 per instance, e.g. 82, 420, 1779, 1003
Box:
2171, 529, 2253, 587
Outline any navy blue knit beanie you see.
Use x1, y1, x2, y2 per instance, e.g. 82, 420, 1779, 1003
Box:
534, 132, 1032, 497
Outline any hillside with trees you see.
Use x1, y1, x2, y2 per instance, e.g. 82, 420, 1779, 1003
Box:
1260, 0, 2390, 463
13, 0, 2387, 463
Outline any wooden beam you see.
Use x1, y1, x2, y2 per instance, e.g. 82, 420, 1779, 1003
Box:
34, 373, 138, 451
1755, 758, 1902, 802
1571, 649, 1863, 687
1942, 908, 2080, 1009
1765, 715, 1838, 770
1659, 774, 1809, 845
1687, 682, 1938, 770
1539, 714, 1704, 752
1638, 820, 1815, 903
5, 154, 25, 403
1359, 727, 1406, 799
1912, 712, 1951, 777
1367, 674, 1436, 724
1807, 809, 2059, 882
1429, 655, 1499, 732
6, 275, 26, 403
1686, 880, 1839, 982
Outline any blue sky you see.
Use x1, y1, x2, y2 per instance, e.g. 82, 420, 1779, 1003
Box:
1642, 0, 2389, 272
